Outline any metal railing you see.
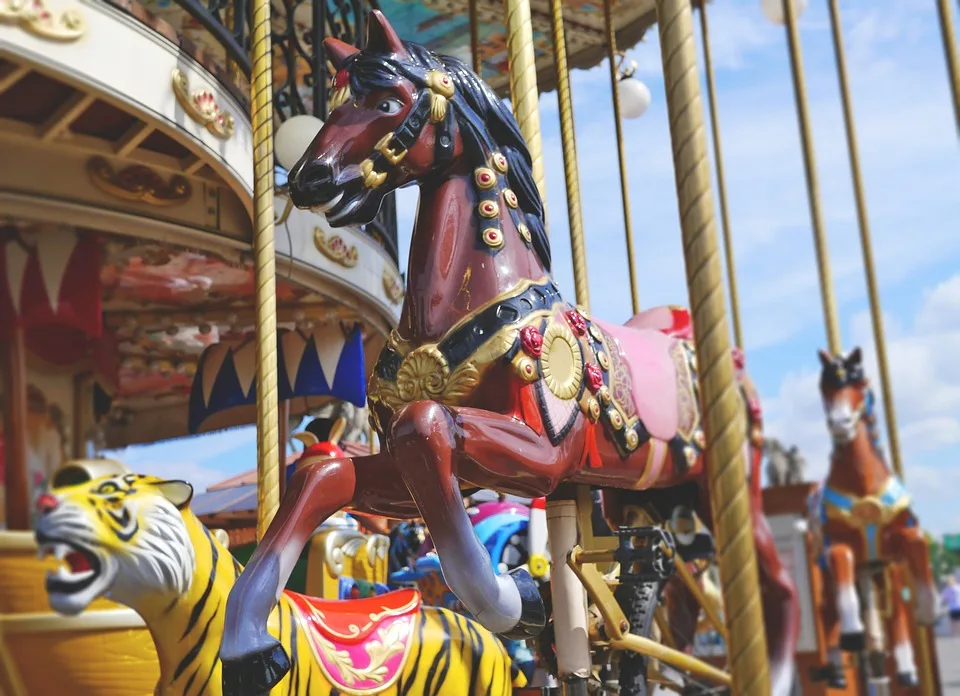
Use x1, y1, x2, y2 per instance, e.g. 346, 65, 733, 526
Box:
171, 0, 399, 265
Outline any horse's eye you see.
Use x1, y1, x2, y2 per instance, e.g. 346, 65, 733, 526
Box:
375, 98, 403, 115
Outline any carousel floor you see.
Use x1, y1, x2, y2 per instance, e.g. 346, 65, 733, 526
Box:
939, 634, 960, 694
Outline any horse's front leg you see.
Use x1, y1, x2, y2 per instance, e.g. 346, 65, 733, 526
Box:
825, 543, 865, 651
888, 523, 939, 624
886, 564, 919, 687
389, 400, 579, 637
220, 452, 416, 696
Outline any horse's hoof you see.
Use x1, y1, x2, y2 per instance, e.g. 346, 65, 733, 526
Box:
897, 671, 919, 687
222, 643, 291, 696
839, 632, 865, 652
827, 666, 847, 690
501, 567, 546, 640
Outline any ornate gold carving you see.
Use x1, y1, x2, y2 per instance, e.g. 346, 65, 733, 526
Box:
608, 409, 624, 429
0, 0, 84, 41
374, 132, 407, 166
478, 200, 499, 219
596, 351, 610, 371
316, 618, 407, 687
382, 269, 404, 305
329, 84, 351, 110
86, 157, 191, 207
503, 189, 518, 208
625, 429, 640, 451
373, 345, 480, 413
360, 159, 387, 189
492, 151, 508, 173
598, 386, 611, 406
540, 320, 583, 401
588, 324, 604, 343
513, 354, 539, 383
517, 223, 531, 243
474, 167, 496, 190
313, 227, 359, 268
482, 228, 504, 249
586, 397, 600, 422
425, 70, 454, 123
171, 68, 235, 139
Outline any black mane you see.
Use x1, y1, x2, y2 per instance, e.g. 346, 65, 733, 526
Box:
342, 41, 551, 272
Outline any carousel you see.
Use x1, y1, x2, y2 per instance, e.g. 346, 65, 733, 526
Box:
1, 0, 956, 694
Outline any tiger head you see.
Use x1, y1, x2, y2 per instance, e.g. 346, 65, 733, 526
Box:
34, 472, 196, 617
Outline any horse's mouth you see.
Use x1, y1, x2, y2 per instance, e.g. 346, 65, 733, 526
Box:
325, 179, 377, 227
311, 191, 344, 214
37, 533, 101, 595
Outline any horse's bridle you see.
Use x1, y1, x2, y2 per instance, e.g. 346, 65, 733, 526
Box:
354, 69, 457, 190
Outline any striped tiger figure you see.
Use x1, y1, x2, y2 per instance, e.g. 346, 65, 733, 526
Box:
34, 473, 527, 696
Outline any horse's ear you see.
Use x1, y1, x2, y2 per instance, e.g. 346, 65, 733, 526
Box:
324, 38, 360, 69
848, 346, 863, 364
154, 480, 194, 510
817, 349, 832, 367
366, 9, 405, 55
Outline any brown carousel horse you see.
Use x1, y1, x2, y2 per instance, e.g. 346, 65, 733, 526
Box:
810, 348, 939, 687
220, 12, 798, 695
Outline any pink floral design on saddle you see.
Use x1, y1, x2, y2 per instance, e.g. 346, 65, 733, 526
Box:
286, 588, 421, 693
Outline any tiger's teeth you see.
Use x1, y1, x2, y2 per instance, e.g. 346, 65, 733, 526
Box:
54, 544, 68, 561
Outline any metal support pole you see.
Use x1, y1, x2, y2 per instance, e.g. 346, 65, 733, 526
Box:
251, 0, 281, 539
469, 0, 482, 76
782, 0, 842, 355
936, 0, 960, 135
2, 326, 29, 529
698, 2, 743, 349
655, 1, 769, 693
549, 0, 590, 309
603, 0, 640, 314
825, 0, 904, 480
503, 0, 547, 204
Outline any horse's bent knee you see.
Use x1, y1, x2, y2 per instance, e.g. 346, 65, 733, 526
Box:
390, 401, 456, 448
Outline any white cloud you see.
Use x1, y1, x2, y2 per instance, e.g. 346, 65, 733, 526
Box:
763, 273, 960, 533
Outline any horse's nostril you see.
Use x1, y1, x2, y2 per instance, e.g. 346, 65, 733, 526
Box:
293, 160, 333, 190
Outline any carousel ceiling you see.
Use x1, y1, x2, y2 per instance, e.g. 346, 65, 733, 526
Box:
368, 0, 657, 95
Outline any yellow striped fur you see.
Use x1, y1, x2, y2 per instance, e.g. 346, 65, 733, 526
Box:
39, 474, 527, 696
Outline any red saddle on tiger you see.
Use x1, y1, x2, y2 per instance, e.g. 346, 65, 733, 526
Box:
285, 588, 421, 693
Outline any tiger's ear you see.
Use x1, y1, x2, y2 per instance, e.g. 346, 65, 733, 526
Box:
154, 480, 194, 510
817, 348, 833, 367
847, 346, 863, 365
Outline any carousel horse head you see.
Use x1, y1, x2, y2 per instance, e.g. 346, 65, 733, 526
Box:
817, 347, 873, 446
34, 472, 195, 616
286, 10, 550, 270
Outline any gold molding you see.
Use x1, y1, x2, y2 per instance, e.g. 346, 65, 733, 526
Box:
540, 319, 583, 400
313, 227, 358, 267
87, 157, 192, 207
171, 68, 235, 139
0, 608, 146, 634
382, 269, 404, 305
0, 0, 84, 41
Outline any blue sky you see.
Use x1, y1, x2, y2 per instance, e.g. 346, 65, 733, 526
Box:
109, 0, 960, 536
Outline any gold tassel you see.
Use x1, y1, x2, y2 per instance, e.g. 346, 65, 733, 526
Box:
425, 70, 455, 124
329, 85, 351, 110
429, 93, 448, 123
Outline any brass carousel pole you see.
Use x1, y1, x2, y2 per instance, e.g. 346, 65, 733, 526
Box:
655, 1, 769, 694
698, 1, 743, 349
469, 0, 482, 76
549, 0, 590, 308
250, 0, 282, 539
936, 0, 960, 134
782, 0, 842, 354
503, 0, 547, 202
825, 0, 903, 480
603, 0, 639, 313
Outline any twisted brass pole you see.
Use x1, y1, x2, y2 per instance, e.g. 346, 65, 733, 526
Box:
782, 0, 842, 355
549, 0, 590, 309
603, 0, 640, 314
503, 0, 547, 204
469, 0, 482, 76
251, 0, 281, 539
936, 0, 960, 135
655, 1, 769, 694
826, 0, 903, 481
698, 2, 743, 349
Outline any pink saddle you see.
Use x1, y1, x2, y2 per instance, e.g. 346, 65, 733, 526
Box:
590, 306, 696, 442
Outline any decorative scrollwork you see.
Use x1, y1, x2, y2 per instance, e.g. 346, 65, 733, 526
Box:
171, 68, 235, 139
0, 0, 84, 41
314, 227, 358, 268
317, 619, 406, 687
87, 157, 192, 207
382, 269, 404, 304
323, 528, 369, 578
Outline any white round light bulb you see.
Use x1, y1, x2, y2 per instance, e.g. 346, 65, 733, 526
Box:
618, 77, 651, 120
760, 0, 808, 25
275, 114, 325, 171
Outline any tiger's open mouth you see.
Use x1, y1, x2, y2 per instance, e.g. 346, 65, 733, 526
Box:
37, 532, 101, 595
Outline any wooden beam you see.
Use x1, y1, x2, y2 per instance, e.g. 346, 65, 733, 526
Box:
3, 326, 30, 530
39, 92, 95, 142
113, 122, 153, 158
181, 154, 205, 176
0, 64, 30, 96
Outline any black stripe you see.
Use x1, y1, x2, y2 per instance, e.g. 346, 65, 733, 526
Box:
183, 665, 201, 694
463, 618, 485, 695
195, 652, 219, 696
430, 612, 453, 696
401, 609, 429, 695
172, 599, 220, 682
423, 610, 451, 696
182, 529, 219, 640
